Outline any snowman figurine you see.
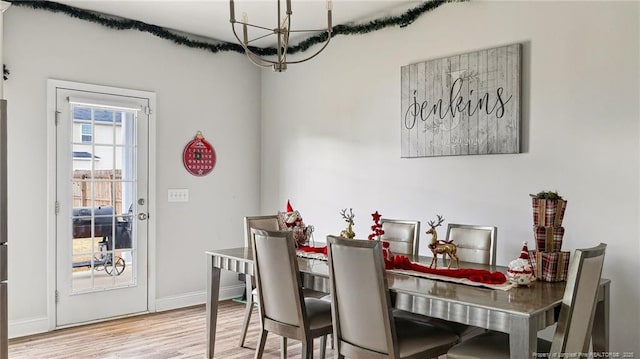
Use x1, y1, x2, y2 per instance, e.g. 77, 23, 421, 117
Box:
507, 242, 535, 286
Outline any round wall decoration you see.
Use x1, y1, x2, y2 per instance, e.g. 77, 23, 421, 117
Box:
182, 131, 216, 176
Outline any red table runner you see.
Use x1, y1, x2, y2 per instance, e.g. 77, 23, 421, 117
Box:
297, 245, 508, 285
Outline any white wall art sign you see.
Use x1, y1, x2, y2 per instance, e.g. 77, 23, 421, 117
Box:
401, 43, 521, 157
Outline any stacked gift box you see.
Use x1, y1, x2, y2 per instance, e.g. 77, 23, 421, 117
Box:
528, 194, 570, 282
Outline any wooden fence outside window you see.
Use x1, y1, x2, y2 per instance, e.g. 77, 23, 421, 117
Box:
72, 169, 123, 214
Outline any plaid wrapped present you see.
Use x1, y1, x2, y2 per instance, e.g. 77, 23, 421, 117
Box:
532, 198, 567, 227
534, 226, 565, 252
528, 250, 570, 282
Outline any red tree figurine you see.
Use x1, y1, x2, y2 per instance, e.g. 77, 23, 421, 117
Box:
368, 211, 385, 240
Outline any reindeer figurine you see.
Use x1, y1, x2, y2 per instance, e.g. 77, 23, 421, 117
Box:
426, 215, 459, 269
339, 208, 356, 239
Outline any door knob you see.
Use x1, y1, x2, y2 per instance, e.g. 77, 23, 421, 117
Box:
138, 213, 148, 221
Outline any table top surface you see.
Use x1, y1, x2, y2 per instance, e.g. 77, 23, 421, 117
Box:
206, 247, 609, 318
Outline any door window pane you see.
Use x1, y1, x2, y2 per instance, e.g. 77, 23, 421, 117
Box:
69, 103, 137, 293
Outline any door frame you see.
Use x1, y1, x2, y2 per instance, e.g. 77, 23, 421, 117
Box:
46, 79, 157, 330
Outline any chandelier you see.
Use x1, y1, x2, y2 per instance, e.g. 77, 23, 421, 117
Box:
229, 0, 333, 72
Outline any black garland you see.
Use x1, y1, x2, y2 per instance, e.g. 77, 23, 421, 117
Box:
2, 0, 463, 78
288, 0, 455, 55
7, 0, 248, 55
7, 0, 462, 58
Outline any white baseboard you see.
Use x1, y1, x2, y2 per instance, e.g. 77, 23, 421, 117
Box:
154, 284, 245, 312
8, 284, 246, 339
9, 316, 49, 339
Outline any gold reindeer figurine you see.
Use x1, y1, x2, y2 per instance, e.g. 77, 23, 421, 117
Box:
339, 208, 356, 239
426, 215, 459, 269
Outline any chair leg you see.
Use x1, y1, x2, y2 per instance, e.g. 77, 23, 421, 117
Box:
319, 335, 327, 359
301, 339, 314, 359
239, 276, 254, 347
280, 337, 287, 359
254, 329, 268, 359
334, 337, 344, 359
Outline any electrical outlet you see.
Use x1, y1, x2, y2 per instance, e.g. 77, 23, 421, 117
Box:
168, 188, 189, 202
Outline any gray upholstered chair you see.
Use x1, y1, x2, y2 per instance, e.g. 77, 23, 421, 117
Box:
445, 223, 497, 266
327, 235, 459, 359
252, 229, 332, 359
238, 215, 280, 348
446, 243, 607, 359
380, 218, 420, 257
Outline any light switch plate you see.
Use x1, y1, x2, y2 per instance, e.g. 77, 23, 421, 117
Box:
168, 188, 189, 202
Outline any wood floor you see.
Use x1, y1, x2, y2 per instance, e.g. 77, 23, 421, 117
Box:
8, 300, 335, 358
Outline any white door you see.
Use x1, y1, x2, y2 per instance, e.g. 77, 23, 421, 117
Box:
54, 85, 150, 326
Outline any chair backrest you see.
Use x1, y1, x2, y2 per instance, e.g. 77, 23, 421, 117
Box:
327, 235, 397, 357
251, 229, 306, 329
244, 215, 279, 247
380, 218, 420, 257
445, 223, 497, 265
550, 243, 607, 354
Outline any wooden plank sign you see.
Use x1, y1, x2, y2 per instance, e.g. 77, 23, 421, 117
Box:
401, 44, 521, 157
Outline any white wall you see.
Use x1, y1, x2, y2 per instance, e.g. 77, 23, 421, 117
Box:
3, 0, 639, 352
4, 6, 261, 336
261, 1, 639, 353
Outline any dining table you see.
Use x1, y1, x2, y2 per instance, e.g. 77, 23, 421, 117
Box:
205, 247, 610, 359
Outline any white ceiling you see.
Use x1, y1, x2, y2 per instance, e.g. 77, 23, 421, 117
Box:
54, 0, 422, 46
